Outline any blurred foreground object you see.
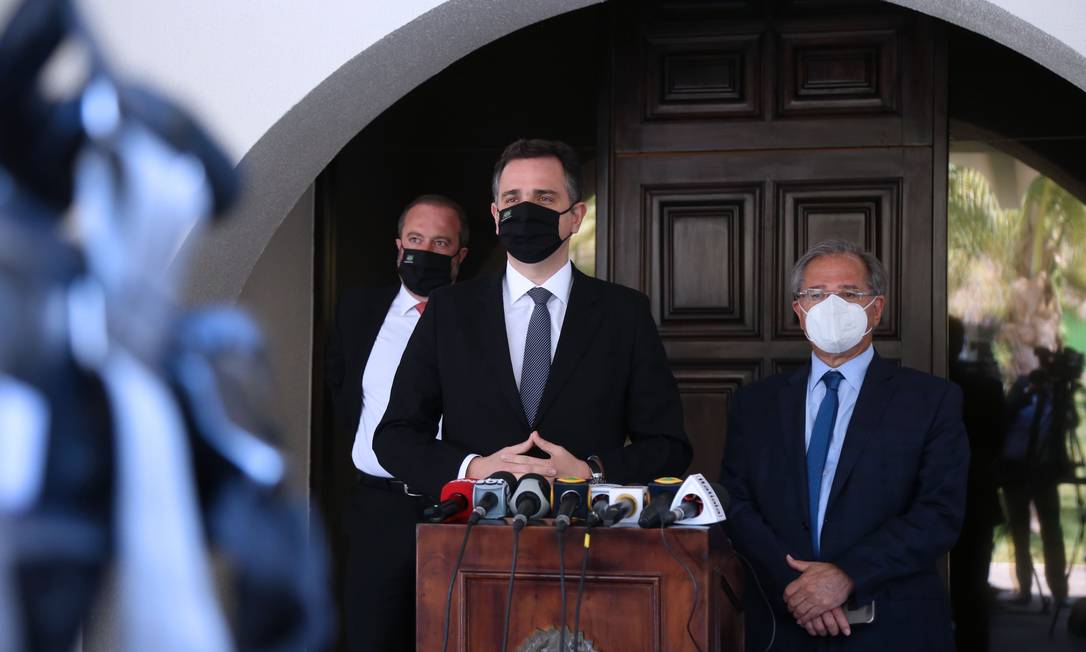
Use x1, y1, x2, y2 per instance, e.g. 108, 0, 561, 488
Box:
0, 1, 332, 651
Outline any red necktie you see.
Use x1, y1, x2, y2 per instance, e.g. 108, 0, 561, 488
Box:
415, 302, 426, 315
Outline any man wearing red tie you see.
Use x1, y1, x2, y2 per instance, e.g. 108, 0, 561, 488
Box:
325, 194, 469, 652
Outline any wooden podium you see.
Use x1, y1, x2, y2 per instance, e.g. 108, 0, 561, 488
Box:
416, 522, 744, 651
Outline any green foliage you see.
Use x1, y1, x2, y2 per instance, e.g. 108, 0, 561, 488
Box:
948, 165, 1016, 289
948, 164, 1086, 323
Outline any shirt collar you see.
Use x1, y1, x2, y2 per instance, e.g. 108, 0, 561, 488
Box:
808, 344, 875, 395
504, 259, 574, 306
392, 283, 424, 316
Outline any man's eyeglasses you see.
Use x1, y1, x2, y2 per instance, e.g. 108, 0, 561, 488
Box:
794, 289, 878, 305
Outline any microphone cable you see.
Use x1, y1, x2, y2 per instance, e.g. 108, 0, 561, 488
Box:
735, 551, 776, 652
572, 522, 594, 651
556, 527, 567, 652
440, 521, 475, 652
500, 524, 523, 652
660, 524, 704, 652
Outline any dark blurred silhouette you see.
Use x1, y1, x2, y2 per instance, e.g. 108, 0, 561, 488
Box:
1000, 345, 1083, 607
0, 1, 331, 651
948, 317, 1007, 652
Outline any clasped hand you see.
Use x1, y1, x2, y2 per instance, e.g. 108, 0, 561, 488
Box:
466, 431, 592, 480
783, 554, 855, 637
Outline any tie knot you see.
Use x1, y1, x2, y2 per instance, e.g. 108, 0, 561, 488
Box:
527, 287, 552, 306
822, 370, 844, 392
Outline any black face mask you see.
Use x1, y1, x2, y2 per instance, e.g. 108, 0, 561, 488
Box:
398, 248, 454, 297
498, 201, 574, 264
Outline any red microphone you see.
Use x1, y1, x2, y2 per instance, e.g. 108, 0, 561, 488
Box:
424, 478, 477, 523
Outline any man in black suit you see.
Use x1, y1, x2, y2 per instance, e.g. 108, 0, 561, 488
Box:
720, 240, 968, 651
325, 194, 468, 652
374, 138, 691, 504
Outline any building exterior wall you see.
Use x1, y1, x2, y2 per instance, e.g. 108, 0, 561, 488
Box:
3, 0, 1079, 504
0, 0, 1081, 303
0, 0, 1079, 504
41, 0, 1083, 171
0, 2, 1078, 649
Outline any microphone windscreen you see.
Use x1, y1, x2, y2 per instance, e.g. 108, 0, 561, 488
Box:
511, 473, 551, 518
708, 481, 731, 511
440, 479, 475, 502
648, 477, 683, 503
488, 471, 517, 493
554, 477, 590, 520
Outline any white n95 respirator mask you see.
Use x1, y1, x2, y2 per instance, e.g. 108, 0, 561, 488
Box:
800, 294, 876, 354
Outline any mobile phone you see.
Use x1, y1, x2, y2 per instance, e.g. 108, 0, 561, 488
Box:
844, 601, 876, 625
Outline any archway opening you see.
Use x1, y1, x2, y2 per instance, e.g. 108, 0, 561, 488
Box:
310, 1, 1086, 649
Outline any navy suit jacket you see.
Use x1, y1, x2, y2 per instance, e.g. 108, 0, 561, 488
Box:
720, 352, 968, 651
373, 266, 692, 499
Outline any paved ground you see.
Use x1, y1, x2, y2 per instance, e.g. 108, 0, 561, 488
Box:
988, 563, 1085, 651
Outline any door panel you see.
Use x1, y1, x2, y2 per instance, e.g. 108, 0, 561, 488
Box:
608, 0, 944, 477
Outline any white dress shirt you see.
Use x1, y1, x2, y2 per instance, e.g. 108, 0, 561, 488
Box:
457, 260, 574, 477
353, 284, 441, 477
804, 344, 874, 549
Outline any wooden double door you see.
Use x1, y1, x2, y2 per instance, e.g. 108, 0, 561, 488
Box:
601, 0, 947, 476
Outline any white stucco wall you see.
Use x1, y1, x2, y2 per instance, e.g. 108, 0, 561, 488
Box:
992, 0, 1086, 55
3, 0, 1082, 304
54, 0, 1083, 170
73, 0, 447, 163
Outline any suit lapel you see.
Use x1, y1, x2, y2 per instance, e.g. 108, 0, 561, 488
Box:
354, 286, 399, 380
825, 353, 896, 513
533, 268, 605, 426
472, 275, 530, 431
781, 364, 812, 531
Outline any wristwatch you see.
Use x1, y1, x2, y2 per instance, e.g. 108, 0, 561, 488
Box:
586, 455, 605, 484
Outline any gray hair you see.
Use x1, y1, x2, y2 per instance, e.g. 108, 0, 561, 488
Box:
397, 194, 470, 247
790, 239, 887, 296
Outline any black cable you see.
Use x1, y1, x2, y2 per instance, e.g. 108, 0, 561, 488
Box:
736, 551, 776, 652
557, 528, 567, 652
440, 522, 474, 652
572, 525, 593, 651
500, 525, 523, 651
660, 525, 703, 652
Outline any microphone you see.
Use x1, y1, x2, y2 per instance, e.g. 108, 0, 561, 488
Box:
638, 476, 685, 528
424, 478, 476, 523
662, 474, 730, 527
469, 471, 516, 524
510, 474, 551, 530
553, 477, 590, 532
661, 494, 702, 526
586, 483, 617, 527
601, 486, 648, 527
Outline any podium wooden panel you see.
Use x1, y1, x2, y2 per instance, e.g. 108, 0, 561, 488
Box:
416, 522, 743, 651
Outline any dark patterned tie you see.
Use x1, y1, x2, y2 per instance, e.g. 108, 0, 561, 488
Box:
520, 287, 552, 427
807, 370, 843, 558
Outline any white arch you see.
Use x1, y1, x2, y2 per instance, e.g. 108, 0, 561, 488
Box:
174, 0, 1086, 303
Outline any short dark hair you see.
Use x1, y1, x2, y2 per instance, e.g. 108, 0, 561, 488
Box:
397, 194, 470, 247
790, 239, 887, 296
491, 138, 582, 204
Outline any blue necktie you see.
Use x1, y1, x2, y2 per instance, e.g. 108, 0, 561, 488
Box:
520, 287, 552, 427
807, 370, 844, 558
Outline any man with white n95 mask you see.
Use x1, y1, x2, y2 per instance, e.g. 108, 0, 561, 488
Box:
720, 239, 968, 651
